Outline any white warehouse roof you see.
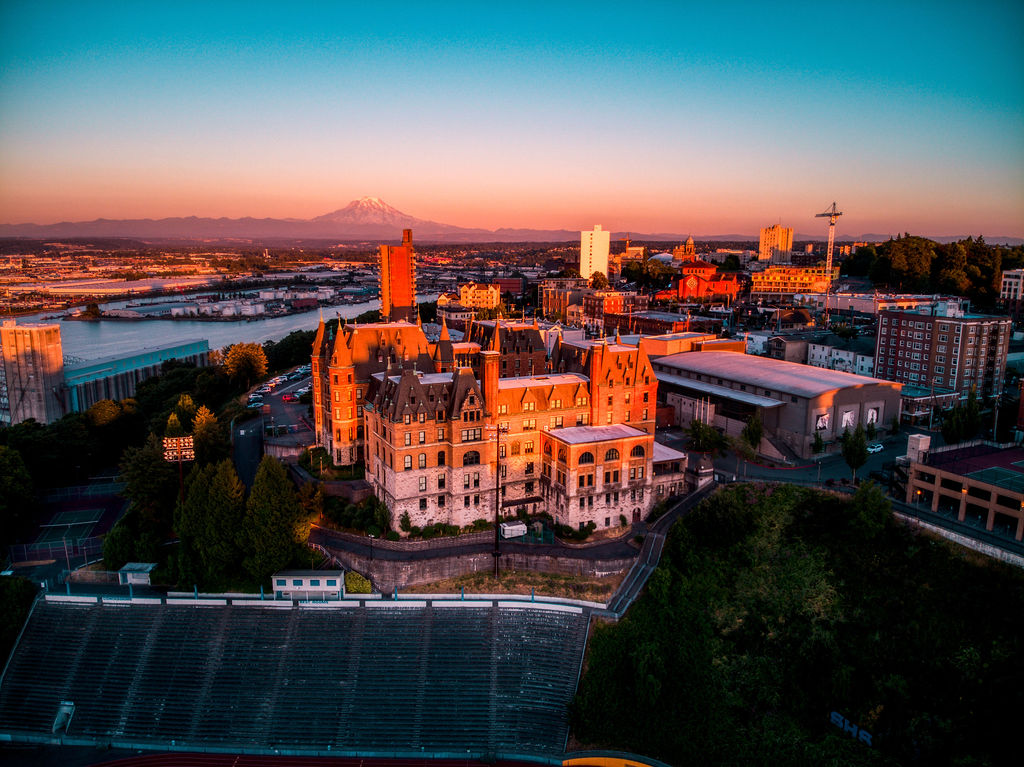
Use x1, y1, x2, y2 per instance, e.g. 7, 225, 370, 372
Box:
654, 351, 898, 400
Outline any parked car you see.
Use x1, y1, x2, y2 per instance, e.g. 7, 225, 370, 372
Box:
282, 393, 299, 403
254, 385, 271, 394
246, 397, 263, 409
867, 443, 884, 454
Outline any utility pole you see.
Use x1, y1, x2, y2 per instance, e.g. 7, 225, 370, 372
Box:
490, 423, 509, 578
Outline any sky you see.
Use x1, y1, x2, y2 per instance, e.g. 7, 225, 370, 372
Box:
1, 1, 1022, 237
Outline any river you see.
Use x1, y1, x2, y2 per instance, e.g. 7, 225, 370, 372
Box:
14, 294, 438, 362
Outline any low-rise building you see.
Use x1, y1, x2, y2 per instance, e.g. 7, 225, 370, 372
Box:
905, 442, 1024, 541
652, 350, 902, 459
750, 265, 839, 300
459, 283, 502, 310
807, 334, 875, 377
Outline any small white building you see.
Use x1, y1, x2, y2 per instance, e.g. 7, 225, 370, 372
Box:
118, 562, 157, 585
272, 570, 345, 600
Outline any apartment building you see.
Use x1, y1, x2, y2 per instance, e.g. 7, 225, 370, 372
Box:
459, 283, 501, 310
874, 309, 1010, 400
581, 291, 649, 333
0, 321, 64, 425
750, 265, 839, 300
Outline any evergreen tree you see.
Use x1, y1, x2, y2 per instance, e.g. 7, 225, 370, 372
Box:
165, 412, 184, 437
192, 405, 228, 465
841, 424, 869, 482
241, 456, 301, 581
203, 459, 246, 581
0, 446, 34, 548
812, 431, 824, 455
174, 393, 197, 428
119, 433, 178, 537
174, 463, 215, 584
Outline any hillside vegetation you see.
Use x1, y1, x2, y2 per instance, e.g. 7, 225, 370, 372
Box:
571, 483, 1024, 766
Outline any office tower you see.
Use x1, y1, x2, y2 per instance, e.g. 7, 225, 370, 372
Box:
0, 320, 65, 425
759, 224, 794, 262
580, 225, 610, 281
379, 229, 417, 322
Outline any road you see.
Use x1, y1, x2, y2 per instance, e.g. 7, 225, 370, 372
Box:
655, 426, 943, 487
233, 369, 314, 487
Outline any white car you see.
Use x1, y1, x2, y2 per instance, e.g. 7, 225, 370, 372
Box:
867, 443, 883, 454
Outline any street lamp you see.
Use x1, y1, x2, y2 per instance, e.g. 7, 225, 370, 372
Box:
916, 489, 922, 509
368, 533, 375, 562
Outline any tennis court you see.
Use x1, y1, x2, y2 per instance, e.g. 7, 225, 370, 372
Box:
966, 467, 1024, 494
34, 509, 104, 545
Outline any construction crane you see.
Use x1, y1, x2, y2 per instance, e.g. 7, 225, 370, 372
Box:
815, 201, 843, 327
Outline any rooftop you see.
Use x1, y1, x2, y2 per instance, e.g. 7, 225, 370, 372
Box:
652, 441, 688, 463
65, 339, 208, 371
498, 374, 588, 390
927, 444, 1024, 494
654, 370, 784, 408
546, 424, 647, 444
655, 351, 897, 399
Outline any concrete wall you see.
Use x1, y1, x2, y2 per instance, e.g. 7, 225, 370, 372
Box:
324, 545, 634, 593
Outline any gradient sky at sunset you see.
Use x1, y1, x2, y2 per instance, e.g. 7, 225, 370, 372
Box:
1, 1, 1022, 237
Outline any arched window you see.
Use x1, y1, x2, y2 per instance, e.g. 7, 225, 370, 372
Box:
558, 448, 567, 462
403, 455, 412, 470
463, 450, 480, 466
418, 453, 426, 469
630, 445, 645, 458
438, 450, 446, 466
605, 448, 620, 461
579, 451, 595, 465
544, 443, 552, 455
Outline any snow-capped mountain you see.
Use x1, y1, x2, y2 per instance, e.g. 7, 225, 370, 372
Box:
312, 197, 421, 227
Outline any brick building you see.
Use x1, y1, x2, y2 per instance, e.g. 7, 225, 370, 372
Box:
874, 309, 1010, 401
362, 332, 681, 532
581, 291, 649, 333
540, 277, 589, 320
379, 229, 417, 322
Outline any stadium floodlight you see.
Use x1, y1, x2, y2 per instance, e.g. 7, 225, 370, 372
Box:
163, 435, 196, 505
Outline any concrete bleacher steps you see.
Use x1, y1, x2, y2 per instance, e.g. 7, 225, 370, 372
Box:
0, 601, 589, 759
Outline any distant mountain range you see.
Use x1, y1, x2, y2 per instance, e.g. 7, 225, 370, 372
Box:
1, 197, 1020, 245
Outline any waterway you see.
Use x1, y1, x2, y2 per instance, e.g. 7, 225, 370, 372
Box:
13, 294, 438, 362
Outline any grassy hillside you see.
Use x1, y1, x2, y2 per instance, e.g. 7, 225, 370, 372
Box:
571, 483, 1024, 766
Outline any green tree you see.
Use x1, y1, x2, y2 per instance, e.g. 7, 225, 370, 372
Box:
174, 394, 196, 427
812, 431, 824, 454
850, 480, 892, 539
718, 254, 741, 272
0, 446, 34, 547
119, 433, 178, 536
0, 577, 39, 661
841, 424, 869, 482
590, 271, 610, 290
174, 463, 215, 584
224, 342, 268, 389
165, 412, 184, 437
203, 460, 246, 581
741, 412, 763, 453
241, 456, 302, 581
685, 420, 727, 455
192, 405, 228, 465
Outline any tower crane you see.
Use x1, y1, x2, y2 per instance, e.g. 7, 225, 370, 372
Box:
815, 201, 843, 327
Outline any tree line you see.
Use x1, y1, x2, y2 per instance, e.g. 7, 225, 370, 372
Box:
571, 482, 1024, 765
841, 234, 1024, 309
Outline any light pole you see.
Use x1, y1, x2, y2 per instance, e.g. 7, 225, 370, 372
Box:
163, 435, 196, 508
489, 423, 509, 579
368, 533, 375, 562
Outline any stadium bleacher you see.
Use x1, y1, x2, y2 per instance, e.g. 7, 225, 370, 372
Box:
0, 601, 589, 758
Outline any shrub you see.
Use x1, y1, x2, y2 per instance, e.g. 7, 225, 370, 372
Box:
409, 525, 422, 538
344, 570, 371, 594
619, 514, 628, 527
399, 511, 412, 533
385, 531, 400, 542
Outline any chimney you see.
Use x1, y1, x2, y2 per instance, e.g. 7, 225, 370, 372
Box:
481, 350, 499, 422
402, 229, 413, 246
